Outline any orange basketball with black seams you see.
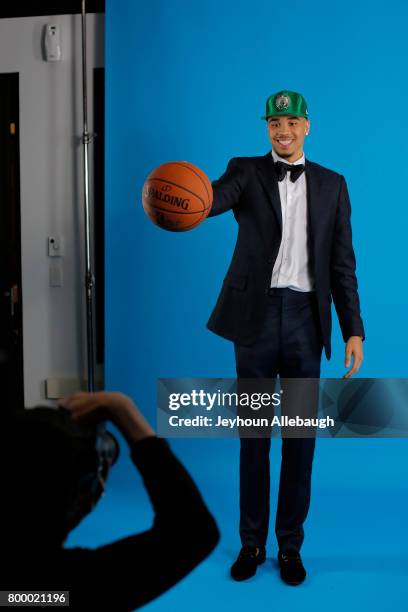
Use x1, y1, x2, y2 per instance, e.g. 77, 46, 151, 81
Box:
142, 161, 213, 231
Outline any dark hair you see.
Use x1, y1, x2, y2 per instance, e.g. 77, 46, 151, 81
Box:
1, 406, 99, 546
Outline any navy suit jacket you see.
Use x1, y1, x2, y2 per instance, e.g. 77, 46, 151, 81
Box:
206, 152, 365, 360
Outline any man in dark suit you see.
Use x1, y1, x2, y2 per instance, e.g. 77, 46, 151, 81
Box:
207, 90, 364, 585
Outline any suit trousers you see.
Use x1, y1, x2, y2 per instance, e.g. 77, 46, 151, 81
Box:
234, 287, 323, 553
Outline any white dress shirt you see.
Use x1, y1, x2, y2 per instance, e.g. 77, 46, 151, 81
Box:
270, 149, 314, 292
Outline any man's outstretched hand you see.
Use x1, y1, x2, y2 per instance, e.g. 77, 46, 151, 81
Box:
343, 336, 364, 378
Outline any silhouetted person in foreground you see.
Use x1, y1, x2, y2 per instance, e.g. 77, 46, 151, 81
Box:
1, 391, 219, 610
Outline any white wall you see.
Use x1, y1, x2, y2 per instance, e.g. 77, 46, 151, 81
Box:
0, 14, 104, 406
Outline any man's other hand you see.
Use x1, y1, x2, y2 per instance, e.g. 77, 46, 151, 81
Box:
343, 336, 364, 379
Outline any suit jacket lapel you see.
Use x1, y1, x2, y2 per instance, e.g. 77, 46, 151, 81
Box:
255, 153, 282, 233
305, 159, 323, 250
255, 154, 325, 244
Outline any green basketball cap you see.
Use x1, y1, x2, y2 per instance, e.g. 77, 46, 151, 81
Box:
262, 90, 308, 120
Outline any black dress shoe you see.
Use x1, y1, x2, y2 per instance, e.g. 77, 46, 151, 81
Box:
278, 550, 306, 585
230, 545, 266, 581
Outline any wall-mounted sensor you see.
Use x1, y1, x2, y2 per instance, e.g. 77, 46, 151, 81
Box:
43, 24, 62, 62
48, 236, 64, 257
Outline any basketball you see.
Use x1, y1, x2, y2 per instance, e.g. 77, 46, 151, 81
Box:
142, 161, 213, 232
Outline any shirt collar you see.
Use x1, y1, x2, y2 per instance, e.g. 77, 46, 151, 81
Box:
271, 149, 305, 166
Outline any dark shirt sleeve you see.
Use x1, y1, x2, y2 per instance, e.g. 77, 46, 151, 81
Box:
60, 436, 220, 611
330, 175, 365, 342
208, 158, 246, 217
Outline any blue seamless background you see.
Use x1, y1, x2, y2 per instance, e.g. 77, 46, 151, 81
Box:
66, 2, 408, 610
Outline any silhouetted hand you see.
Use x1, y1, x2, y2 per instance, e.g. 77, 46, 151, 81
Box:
59, 391, 155, 443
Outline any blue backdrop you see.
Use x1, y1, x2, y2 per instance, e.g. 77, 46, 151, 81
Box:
73, 1, 408, 610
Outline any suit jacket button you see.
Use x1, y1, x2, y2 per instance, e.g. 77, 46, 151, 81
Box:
267, 257, 273, 264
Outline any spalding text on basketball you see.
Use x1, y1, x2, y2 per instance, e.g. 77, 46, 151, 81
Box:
145, 186, 190, 210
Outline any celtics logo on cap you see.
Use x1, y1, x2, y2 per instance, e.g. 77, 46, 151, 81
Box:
262, 90, 308, 120
275, 94, 290, 111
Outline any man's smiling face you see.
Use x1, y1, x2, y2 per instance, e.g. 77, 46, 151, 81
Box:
267, 115, 310, 163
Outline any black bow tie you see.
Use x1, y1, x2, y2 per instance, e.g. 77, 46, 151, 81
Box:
274, 161, 305, 183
